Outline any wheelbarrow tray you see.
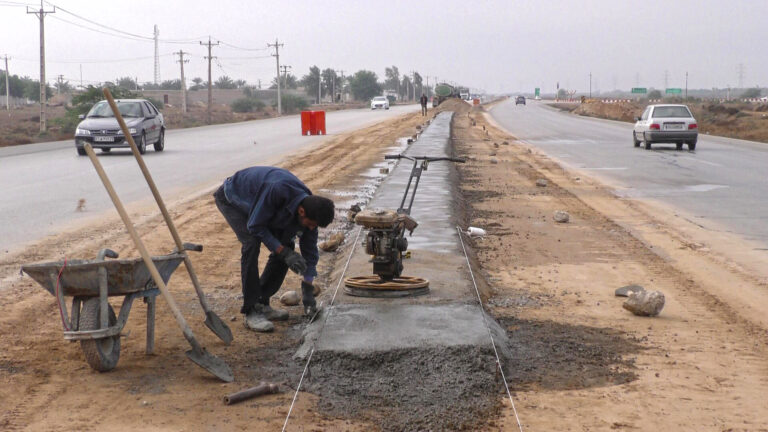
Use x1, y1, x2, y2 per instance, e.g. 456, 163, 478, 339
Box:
22, 254, 185, 298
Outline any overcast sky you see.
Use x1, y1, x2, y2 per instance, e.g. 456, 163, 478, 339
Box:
1, 0, 765, 94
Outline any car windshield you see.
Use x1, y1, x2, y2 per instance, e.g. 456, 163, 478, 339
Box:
373, 97, 386, 101
87, 101, 143, 118
653, 106, 692, 118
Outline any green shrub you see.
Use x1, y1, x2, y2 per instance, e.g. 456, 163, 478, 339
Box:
276, 93, 309, 114
145, 96, 164, 110
231, 97, 266, 113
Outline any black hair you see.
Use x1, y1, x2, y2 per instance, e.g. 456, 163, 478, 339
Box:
301, 195, 335, 227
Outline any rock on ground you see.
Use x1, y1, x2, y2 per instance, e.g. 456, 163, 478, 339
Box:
554, 210, 570, 223
536, 179, 548, 187
623, 290, 665, 317
280, 290, 300, 306
319, 232, 345, 252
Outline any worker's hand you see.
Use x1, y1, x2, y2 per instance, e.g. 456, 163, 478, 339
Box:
301, 280, 317, 315
278, 248, 307, 275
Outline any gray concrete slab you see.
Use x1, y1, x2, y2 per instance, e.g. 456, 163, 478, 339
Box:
296, 303, 510, 360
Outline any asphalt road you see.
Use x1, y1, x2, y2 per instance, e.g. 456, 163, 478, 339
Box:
0, 105, 419, 253
489, 100, 768, 247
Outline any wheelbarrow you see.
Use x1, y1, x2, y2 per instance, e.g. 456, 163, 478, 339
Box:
21, 244, 200, 372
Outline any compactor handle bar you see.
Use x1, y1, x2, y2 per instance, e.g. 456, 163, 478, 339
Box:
384, 154, 466, 163
383, 154, 465, 215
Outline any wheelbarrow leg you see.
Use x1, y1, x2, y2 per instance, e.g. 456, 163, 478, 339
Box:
98, 266, 109, 330
146, 294, 156, 355
49, 270, 70, 328
71, 297, 81, 332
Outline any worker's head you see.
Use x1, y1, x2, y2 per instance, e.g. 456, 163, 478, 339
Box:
298, 196, 335, 230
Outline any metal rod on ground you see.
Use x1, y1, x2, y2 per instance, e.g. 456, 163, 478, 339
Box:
83, 142, 233, 382
101, 88, 233, 345
223, 382, 280, 405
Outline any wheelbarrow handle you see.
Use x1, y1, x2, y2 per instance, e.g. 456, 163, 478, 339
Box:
98, 249, 119, 260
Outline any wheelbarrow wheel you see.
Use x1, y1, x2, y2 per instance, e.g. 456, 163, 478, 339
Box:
79, 298, 120, 372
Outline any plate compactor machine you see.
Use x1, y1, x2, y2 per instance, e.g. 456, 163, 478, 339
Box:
344, 154, 465, 297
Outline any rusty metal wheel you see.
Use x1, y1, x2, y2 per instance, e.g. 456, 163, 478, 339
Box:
344, 275, 429, 298
79, 298, 120, 372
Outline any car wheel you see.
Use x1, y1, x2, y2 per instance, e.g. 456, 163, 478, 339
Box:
688, 140, 697, 151
633, 132, 641, 147
137, 133, 147, 155
385, 106, 389, 110
101, 148, 111, 153
676, 142, 683, 151
76, 146, 86, 156
153, 129, 165, 152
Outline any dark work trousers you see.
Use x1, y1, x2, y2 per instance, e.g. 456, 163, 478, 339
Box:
421, 104, 427, 116
214, 186, 290, 314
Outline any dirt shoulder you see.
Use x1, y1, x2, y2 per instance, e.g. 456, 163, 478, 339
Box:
2, 97, 767, 431
555, 100, 768, 144
460, 106, 768, 430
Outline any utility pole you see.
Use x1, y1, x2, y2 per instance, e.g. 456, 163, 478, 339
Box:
280, 64, 291, 92
589, 72, 592, 98
153, 25, 160, 85
4, 55, 10, 111
257, 79, 261, 90
317, 70, 321, 104
56, 74, 63, 94
737, 63, 744, 89
79, 64, 83, 90
268, 38, 284, 115
175, 50, 189, 113
336, 70, 344, 102
27, 0, 55, 133
200, 37, 219, 124
685, 71, 689, 101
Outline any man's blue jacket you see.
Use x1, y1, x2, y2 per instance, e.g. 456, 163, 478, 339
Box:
222, 167, 319, 278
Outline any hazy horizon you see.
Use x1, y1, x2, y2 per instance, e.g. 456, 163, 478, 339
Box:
1, 0, 765, 95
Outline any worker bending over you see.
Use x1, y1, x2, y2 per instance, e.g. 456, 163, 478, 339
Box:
214, 167, 334, 332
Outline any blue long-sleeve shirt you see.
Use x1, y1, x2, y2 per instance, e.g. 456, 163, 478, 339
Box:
222, 167, 319, 278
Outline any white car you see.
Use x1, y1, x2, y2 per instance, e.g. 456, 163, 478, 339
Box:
371, 96, 390, 110
633, 104, 698, 151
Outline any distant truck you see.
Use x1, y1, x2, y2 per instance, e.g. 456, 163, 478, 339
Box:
433, 83, 457, 107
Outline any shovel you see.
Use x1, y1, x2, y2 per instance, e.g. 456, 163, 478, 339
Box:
101, 88, 233, 345
84, 143, 234, 382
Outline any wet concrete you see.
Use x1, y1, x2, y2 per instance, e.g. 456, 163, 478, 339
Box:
295, 303, 510, 360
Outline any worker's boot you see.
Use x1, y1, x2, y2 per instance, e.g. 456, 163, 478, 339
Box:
244, 306, 274, 333
262, 304, 289, 321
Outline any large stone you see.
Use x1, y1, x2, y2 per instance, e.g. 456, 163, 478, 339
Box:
536, 179, 548, 187
319, 232, 345, 252
553, 210, 570, 223
623, 290, 665, 317
615, 284, 645, 297
280, 290, 300, 306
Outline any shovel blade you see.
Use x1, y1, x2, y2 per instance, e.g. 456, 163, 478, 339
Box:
204, 310, 234, 345
185, 348, 234, 382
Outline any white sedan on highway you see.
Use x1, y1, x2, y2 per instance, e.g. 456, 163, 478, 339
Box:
371, 96, 390, 110
633, 104, 698, 151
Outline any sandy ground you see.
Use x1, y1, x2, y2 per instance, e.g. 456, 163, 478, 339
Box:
1, 98, 768, 431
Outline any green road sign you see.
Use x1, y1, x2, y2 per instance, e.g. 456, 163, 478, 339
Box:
631, 87, 647, 94
665, 88, 682, 94
535, 87, 540, 97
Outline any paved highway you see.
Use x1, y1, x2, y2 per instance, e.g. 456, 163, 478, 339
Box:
0, 105, 419, 253
489, 100, 768, 247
